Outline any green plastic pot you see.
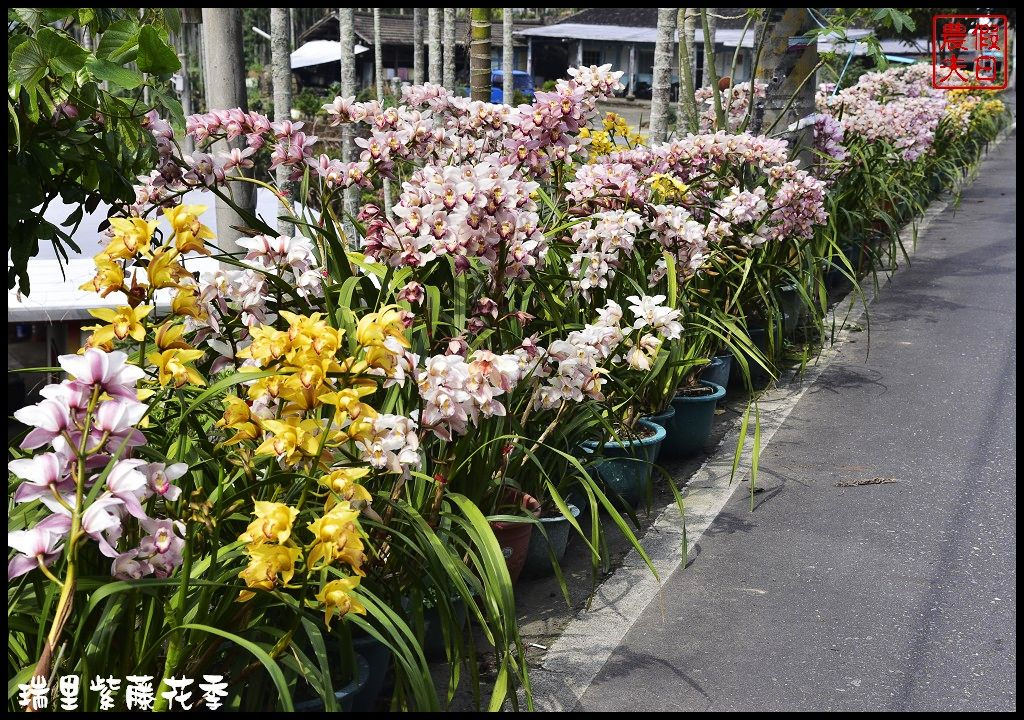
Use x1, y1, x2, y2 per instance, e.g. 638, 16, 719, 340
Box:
521, 503, 582, 579
580, 419, 666, 509
662, 381, 726, 459
700, 355, 732, 392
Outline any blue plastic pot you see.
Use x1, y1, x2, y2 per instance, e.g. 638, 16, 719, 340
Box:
294, 653, 370, 712
643, 403, 676, 433
700, 355, 732, 391
580, 419, 666, 508
662, 381, 726, 459
521, 503, 582, 579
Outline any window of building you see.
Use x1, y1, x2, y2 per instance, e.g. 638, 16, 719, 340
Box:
582, 49, 602, 66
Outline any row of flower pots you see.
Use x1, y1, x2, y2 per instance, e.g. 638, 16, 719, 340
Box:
490, 372, 729, 584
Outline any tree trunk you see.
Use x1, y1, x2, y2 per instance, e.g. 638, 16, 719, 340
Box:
339, 8, 357, 227
502, 9, 514, 103
649, 8, 676, 143
443, 8, 456, 90
373, 8, 385, 100
676, 9, 697, 135
373, 9, 392, 216
413, 8, 425, 85
751, 8, 818, 168
703, 10, 718, 87
428, 8, 442, 84
270, 8, 292, 230
470, 9, 492, 101
201, 8, 255, 257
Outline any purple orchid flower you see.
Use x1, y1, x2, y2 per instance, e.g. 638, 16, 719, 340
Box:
8, 514, 71, 580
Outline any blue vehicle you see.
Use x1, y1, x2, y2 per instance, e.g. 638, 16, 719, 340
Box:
490, 70, 535, 103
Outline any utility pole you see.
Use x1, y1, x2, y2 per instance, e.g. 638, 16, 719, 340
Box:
201, 8, 256, 256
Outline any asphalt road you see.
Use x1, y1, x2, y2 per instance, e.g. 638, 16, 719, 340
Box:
577, 131, 1017, 711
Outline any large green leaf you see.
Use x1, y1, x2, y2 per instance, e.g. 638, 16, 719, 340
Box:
95, 19, 140, 64
137, 25, 180, 75
9, 37, 48, 89
86, 57, 144, 90
36, 27, 89, 76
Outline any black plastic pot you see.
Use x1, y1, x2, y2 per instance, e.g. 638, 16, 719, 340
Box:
294, 653, 370, 712
350, 631, 392, 712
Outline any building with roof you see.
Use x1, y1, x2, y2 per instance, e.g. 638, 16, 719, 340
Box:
293, 11, 541, 91
516, 9, 930, 99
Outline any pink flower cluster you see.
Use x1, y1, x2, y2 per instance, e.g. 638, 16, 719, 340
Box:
9, 349, 187, 581
694, 80, 767, 132
416, 350, 521, 440
238, 234, 324, 299
503, 63, 624, 177
566, 210, 645, 295
813, 112, 848, 164
817, 65, 948, 162
566, 163, 650, 210
536, 302, 625, 409
362, 156, 546, 279
647, 204, 710, 283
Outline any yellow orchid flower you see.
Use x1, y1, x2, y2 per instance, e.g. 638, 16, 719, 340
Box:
316, 577, 366, 628
239, 501, 299, 546
216, 396, 260, 445
647, 173, 689, 203
307, 501, 366, 573
80, 253, 126, 297
238, 544, 301, 601
355, 305, 410, 349
86, 305, 154, 345
148, 348, 206, 388
105, 217, 158, 259
255, 417, 326, 465
320, 467, 373, 507
247, 374, 288, 403
146, 246, 190, 290
163, 204, 215, 255
238, 326, 292, 365
154, 321, 191, 351
170, 286, 207, 321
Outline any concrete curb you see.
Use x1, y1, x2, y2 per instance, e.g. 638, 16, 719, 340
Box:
523, 121, 1017, 712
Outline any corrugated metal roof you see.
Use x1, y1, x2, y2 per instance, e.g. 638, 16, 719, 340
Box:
301, 11, 541, 47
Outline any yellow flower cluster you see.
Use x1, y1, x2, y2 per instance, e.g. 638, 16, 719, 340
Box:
580, 112, 645, 162
646, 173, 690, 203
224, 308, 409, 467
80, 207, 212, 389
224, 309, 408, 624
236, 493, 368, 626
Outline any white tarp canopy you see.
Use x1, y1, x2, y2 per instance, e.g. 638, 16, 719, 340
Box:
290, 40, 369, 70
8, 189, 311, 322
